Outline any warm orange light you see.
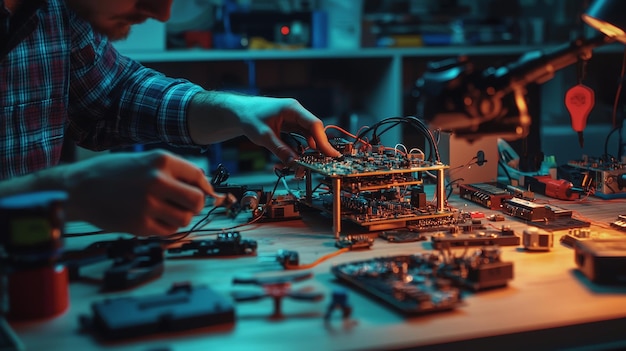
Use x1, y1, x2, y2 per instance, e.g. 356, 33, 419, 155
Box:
582, 14, 626, 44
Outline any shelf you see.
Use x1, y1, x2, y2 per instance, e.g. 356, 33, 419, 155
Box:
115, 40, 625, 168
121, 45, 558, 63
121, 42, 625, 63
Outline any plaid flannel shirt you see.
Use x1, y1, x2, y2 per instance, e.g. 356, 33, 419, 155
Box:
0, 0, 203, 180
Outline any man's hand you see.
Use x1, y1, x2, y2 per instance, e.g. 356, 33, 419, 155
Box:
187, 92, 342, 165
61, 150, 212, 237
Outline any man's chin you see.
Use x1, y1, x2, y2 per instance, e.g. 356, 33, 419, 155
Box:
98, 25, 132, 41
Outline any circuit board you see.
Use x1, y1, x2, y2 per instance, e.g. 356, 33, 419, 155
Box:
331, 247, 513, 315
430, 227, 520, 249
331, 254, 463, 315
296, 150, 444, 177
294, 143, 451, 236
501, 198, 590, 230
560, 228, 626, 248
459, 182, 513, 210
566, 158, 626, 199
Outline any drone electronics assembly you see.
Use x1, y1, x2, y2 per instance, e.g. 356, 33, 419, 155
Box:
295, 144, 451, 238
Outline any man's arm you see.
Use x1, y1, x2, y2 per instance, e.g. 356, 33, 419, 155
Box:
0, 167, 67, 200
66, 12, 203, 151
0, 150, 213, 237
187, 91, 341, 165
66, 15, 339, 163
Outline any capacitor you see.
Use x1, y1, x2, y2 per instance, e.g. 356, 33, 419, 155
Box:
522, 227, 553, 251
240, 190, 260, 211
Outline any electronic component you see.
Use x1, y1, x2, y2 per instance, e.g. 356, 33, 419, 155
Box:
561, 228, 592, 248
295, 147, 451, 237
505, 185, 535, 200
523, 175, 583, 201
459, 182, 513, 210
331, 247, 513, 314
261, 193, 300, 221
430, 227, 520, 249
501, 197, 590, 231
574, 239, 626, 284
501, 197, 550, 222
610, 214, 626, 232
80, 282, 235, 340
566, 158, 626, 199
64, 238, 164, 292
167, 232, 257, 257
331, 254, 463, 315
404, 215, 457, 232
456, 218, 486, 232
335, 235, 375, 250
522, 227, 553, 251
487, 214, 506, 222
379, 230, 427, 243
560, 228, 626, 248
275, 249, 300, 268
439, 246, 514, 291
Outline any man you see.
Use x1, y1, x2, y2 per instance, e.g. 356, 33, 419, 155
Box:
0, 0, 341, 237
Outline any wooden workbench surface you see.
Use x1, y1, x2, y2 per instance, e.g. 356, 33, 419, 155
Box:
8, 184, 626, 351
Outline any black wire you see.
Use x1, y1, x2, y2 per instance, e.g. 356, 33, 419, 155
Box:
63, 229, 108, 237
354, 116, 440, 163
159, 205, 221, 244
210, 164, 230, 186
498, 160, 513, 184
62, 207, 222, 240
446, 178, 464, 200
603, 127, 619, 161
175, 168, 288, 237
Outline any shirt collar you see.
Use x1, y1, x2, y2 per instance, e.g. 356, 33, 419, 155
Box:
0, 0, 48, 60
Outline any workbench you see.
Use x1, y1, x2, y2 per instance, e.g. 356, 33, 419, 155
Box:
7, 179, 626, 351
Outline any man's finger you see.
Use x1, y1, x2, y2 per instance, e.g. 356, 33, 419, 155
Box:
159, 153, 215, 196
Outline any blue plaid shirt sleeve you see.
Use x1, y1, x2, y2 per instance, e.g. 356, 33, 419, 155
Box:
66, 12, 204, 150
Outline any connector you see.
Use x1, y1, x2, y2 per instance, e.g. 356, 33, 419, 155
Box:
335, 235, 374, 250
276, 249, 299, 268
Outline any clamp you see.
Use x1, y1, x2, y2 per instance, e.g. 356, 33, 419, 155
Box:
63, 237, 164, 291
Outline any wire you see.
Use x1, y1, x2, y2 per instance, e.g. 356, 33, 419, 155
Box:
613, 46, 626, 159
352, 116, 440, 162
210, 163, 230, 185
283, 248, 350, 270
498, 159, 514, 184
63, 229, 108, 238
325, 124, 372, 148
159, 205, 221, 243
394, 143, 408, 155
612, 46, 626, 129
181, 167, 289, 237
408, 148, 425, 157
446, 178, 465, 200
